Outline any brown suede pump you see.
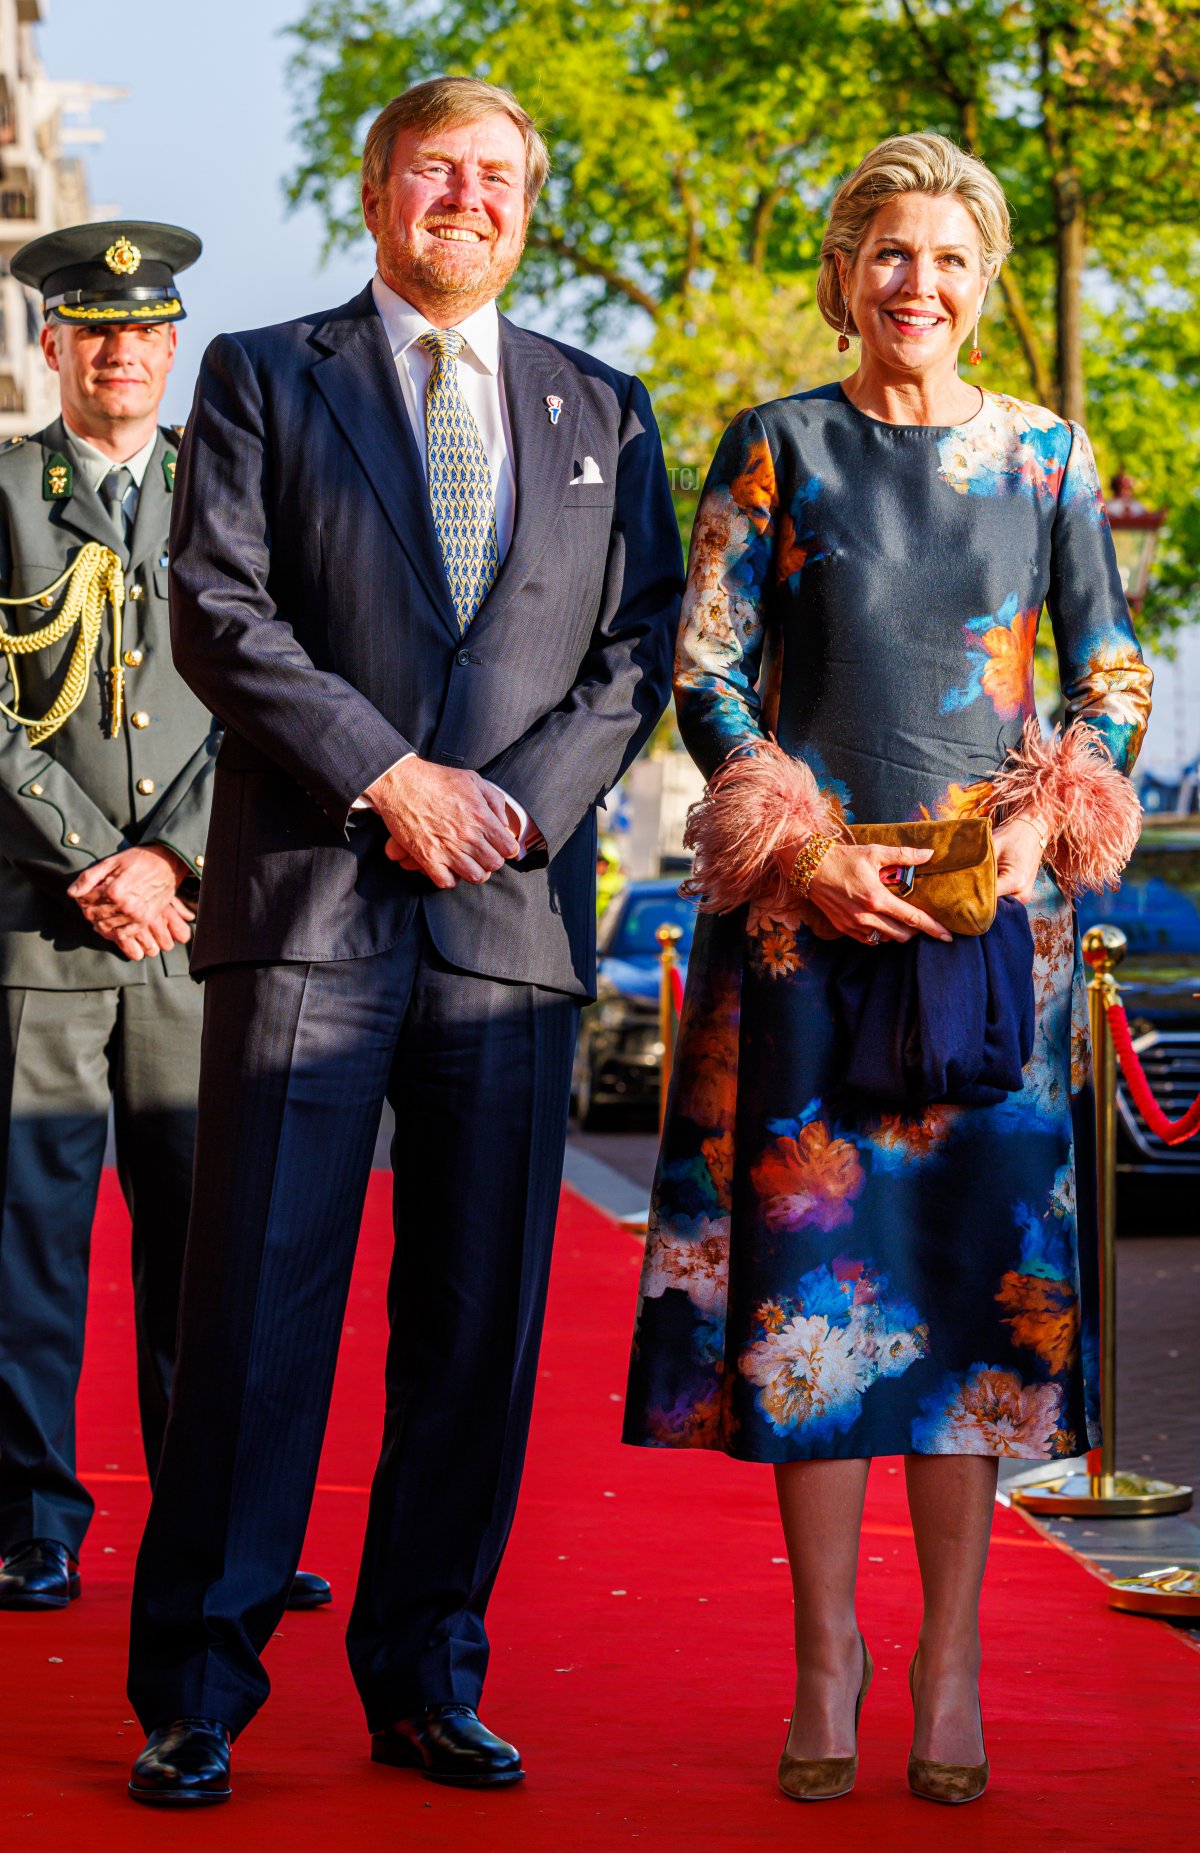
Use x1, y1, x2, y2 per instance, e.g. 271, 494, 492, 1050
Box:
906, 1649, 989, 1804
777, 1632, 873, 1802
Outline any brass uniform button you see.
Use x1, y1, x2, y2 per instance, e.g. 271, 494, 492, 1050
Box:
66, 831, 80, 845
131, 710, 150, 729
128, 583, 145, 602
124, 648, 144, 668
137, 777, 156, 796
29, 782, 44, 796
40, 593, 55, 608
195, 853, 205, 870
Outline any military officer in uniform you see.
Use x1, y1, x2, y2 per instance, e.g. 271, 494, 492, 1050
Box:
0, 222, 330, 1614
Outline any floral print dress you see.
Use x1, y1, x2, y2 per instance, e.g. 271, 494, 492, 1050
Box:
623, 385, 1152, 1463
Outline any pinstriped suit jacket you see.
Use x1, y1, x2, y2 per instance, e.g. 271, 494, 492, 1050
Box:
168, 283, 682, 996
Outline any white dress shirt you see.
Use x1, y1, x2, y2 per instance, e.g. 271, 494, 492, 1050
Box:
355, 273, 537, 852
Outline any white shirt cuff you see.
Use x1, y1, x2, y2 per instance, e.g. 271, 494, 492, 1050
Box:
354, 754, 540, 855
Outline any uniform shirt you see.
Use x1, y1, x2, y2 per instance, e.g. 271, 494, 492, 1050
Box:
354, 273, 537, 849
63, 423, 159, 526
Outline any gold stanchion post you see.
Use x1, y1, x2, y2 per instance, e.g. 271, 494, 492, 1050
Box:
1012, 925, 1193, 1531
656, 923, 683, 1134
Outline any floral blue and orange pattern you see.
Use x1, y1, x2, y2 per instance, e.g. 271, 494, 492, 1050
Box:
623, 385, 1152, 1462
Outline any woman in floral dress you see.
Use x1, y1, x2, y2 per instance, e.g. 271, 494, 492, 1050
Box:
623, 134, 1151, 1804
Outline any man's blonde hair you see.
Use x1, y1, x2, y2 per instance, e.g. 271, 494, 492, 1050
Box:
361, 76, 550, 216
816, 132, 1012, 334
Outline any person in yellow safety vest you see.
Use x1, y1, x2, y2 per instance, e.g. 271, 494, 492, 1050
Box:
596, 833, 626, 920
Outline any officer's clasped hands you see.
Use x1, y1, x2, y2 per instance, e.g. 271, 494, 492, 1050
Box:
68, 844, 194, 961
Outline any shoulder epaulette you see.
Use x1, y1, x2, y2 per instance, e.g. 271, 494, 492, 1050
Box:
0, 434, 28, 454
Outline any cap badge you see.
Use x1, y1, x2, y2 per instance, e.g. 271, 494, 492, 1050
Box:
105, 236, 142, 277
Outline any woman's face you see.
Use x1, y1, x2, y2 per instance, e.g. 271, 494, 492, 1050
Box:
839, 191, 988, 378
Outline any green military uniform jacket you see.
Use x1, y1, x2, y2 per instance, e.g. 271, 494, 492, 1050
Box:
0, 417, 219, 988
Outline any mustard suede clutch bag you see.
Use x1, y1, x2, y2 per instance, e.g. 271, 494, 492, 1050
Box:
846, 818, 998, 937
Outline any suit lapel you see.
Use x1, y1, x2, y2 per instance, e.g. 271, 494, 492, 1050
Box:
127, 434, 171, 577
466, 319, 569, 638
311, 285, 457, 639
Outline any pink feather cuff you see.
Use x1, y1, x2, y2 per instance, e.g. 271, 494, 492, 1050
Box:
681, 739, 842, 914
979, 718, 1142, 901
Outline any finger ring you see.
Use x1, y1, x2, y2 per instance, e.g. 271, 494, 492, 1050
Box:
866, 929, 882, 946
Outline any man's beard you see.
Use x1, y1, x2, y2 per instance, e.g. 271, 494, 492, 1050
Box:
378, 219, 525, 316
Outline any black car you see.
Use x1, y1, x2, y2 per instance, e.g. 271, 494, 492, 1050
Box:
572, 878, 696, 1127
1077, 821, 1200, 1202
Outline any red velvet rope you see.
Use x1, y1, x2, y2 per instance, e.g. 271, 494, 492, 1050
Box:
669, 966, 685, 1017
1105, 1000, 1200, 1147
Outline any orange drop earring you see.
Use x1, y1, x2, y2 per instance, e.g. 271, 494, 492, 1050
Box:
838, 299, 851, 355
969, 312, 983, 367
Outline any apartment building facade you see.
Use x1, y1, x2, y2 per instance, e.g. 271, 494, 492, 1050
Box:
0, 0, 117, 438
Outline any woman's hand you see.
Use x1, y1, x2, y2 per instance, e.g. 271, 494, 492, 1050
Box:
993, 816, 1046, 904
789, 841, 953, 944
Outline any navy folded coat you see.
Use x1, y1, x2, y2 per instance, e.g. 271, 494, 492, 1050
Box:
833, 898, 1036, 1108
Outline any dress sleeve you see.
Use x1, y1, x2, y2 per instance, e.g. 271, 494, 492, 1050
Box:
674, 407, 779, 779
1046, 421, 1153, 776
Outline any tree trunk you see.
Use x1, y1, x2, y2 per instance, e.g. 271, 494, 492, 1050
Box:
1041, 13, 1086, 423
995, 265, 1056, 408
1055, 165, 1086, 424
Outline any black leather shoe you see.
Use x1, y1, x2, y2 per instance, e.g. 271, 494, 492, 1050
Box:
371, 1704, 525, 1787
129, 1719, 232, 1806
286, 1569, 333, 1610
0, 1540, 80, 1610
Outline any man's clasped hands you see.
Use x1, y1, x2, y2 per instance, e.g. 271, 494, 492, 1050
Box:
67, 844, 194, 961
366, 755, 527, 889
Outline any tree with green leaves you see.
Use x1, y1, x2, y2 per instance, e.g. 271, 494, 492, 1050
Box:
285, 0, 1200, 649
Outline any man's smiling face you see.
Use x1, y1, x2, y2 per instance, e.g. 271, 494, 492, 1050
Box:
363, 113, 529, 322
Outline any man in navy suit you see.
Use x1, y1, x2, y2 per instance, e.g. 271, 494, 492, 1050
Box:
125, 77, 681, 1806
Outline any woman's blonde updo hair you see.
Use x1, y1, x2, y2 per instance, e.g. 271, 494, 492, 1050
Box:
816, 133, 1012, 336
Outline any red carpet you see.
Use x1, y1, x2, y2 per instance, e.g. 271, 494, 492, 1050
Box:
2, 1171, 1197, 1852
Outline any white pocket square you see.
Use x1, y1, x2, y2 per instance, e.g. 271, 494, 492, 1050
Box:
569, 456, 604, 485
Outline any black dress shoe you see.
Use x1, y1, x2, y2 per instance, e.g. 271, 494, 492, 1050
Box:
129, 1719, 232, 1806
372, 1704, 524, 1787
286, 1568, 333, 1610
0, 1540, 80, 1610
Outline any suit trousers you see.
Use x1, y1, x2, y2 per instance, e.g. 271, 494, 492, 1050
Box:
127, 912, 578, 1737
0, 968, 202, 1555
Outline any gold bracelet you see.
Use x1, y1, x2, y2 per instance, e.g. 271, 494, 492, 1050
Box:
788, 833, 834, 899
1014, 811, 1050, 854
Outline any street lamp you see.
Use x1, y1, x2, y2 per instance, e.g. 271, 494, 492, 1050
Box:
1106, 473, 1166, 608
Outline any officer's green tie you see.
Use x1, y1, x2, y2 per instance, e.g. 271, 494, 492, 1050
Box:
418, 329, 499, 632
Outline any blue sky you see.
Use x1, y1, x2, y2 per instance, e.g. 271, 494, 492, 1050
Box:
39, 0, 396, 423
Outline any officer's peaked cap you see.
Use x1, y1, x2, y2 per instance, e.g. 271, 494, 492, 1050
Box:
11, 221, 202, 327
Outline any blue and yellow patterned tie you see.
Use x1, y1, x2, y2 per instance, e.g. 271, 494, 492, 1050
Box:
418, 329, 499, 631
